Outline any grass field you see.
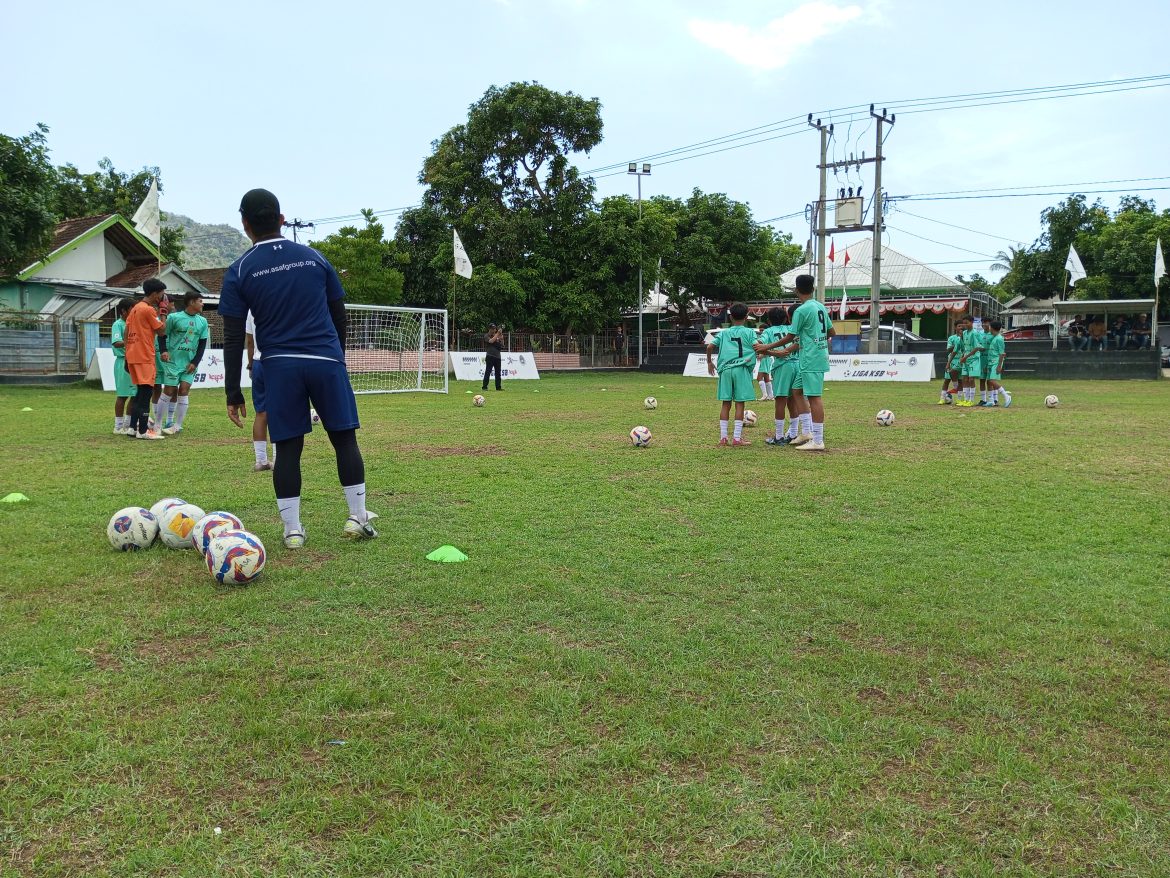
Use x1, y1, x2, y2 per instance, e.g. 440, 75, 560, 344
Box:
2, 373, 1168, 877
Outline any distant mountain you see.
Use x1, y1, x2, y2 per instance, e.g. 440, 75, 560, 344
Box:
164, 213, 250, 269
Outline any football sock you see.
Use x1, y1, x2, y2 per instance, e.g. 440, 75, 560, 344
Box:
253, 440, 268, 464
343, 483, 368, 522
114, 416, 124, 430
787, 421, 799, 439
173, 397, 189, 428
277, 497, 302, 536
758, 380, 769, 399
719, 420, 728, 440
774, 420, 784, 440
800, 413, 813, 435
167, 398, 177, 424
733, 420, 743, 440
998, 387, 1008, 401
155, 394, 171, 426
812, 422, 824, 444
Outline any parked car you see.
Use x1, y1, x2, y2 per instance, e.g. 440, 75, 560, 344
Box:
858, 324, 924, 353
1161, 343, 1170, 368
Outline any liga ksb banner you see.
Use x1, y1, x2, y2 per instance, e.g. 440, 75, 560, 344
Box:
90, 348, 252, 391
682, 353, 934, 382
448, 351, 541, 380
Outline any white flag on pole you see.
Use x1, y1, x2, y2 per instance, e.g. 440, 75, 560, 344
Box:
839, 249, 851, 320
1065, 244, 1087, 286
1156, 238, 1166, 288
453, 229, 473, 279
131, 178, 161, 246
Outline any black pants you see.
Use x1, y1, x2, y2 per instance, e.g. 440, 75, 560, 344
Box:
129, 384, 153, 433
482, 358, 502, 389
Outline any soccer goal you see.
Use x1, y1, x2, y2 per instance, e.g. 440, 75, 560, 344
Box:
343, 304, 448, 394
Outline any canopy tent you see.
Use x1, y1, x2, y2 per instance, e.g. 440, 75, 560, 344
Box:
1050, 299, 1156, 349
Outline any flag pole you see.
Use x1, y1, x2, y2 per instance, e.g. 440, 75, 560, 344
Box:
451, 271, 457, 352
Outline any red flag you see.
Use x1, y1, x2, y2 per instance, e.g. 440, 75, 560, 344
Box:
828, 240, 835, 263
843, 249, 851, 266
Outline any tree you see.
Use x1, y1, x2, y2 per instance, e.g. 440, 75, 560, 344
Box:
0, 124, 57, 277
458, 264, 528, 333
395, 204, 451, 309
765, 228, 805, 278
310, 209, 404, 306
53, 158, 186, 264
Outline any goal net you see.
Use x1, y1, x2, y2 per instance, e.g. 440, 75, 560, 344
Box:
343, 304, 448, 394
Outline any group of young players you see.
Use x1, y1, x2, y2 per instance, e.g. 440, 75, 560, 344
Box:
109, 281, 210, 439
939, 316, 1012, 407
706, 273, 833, 451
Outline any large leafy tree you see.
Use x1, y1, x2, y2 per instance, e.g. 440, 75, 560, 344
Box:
0, 124, 57, 277
395, 204, 451, 309
54, 157, 185, 264
310, 209, 404, 306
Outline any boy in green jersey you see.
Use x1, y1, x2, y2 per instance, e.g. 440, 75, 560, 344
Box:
957, 318, 982, 406
939, 319, 965, 404
755, 274, 833, 450
706, 301, 758, 446
760, 306, 802, 446
755, 317, 775, 401
109, 298, 135, 434
157, 292, 210, 434
980, 320, 1011, 407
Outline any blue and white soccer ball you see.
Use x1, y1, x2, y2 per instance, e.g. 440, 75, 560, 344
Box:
149, 497, 186, 520
876, 409, 896, 426
310, 409, 321, 425
630, 425, 652, 447
107, 507, 158, 551
205, 529, 267, 585
943, 392, 954, 405
192, 511, 245, 553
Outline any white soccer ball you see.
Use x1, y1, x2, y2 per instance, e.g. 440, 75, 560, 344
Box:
473, 394, 485, 407
630, 425, 652, 447
1044, 394, 1060, 408
876, 409, 896, 426
205, 529, 267, 585
743, 410, 758, 426
192, 511, 245, 553
310, 408, 321, 424
107, 507, 158, 551
149, 497, 186, 520
943, 392, 954, 405
644, 396, 658, 410
159, 503, 206, 549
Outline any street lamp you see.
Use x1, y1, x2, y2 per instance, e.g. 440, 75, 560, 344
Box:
628, 162, 651, 366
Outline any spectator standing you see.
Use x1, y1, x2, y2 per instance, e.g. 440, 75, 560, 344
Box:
483, 323, 504, 390
614, 327, 626, 365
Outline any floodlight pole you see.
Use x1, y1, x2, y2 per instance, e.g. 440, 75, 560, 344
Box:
628, 163, 651, 366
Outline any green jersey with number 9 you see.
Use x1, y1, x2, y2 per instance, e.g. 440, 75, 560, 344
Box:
791, 299, 832, 373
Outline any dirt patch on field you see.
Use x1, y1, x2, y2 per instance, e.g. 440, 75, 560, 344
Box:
398, 444, 509, 457
135, 633, 211, 663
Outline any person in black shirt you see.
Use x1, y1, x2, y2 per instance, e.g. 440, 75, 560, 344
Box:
483, 323, 504, 390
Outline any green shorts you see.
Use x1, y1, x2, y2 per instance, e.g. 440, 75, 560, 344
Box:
161, 356, 195, 387
758, 356, 775, 376
770, 359, 799, 397
794, 369, 826, 397
717, 366, 756, 402
155, 351, 166, 384
962, 356, 983, 379
114, 357, 133, 397
947, 359, 962, 377
986, 364, 1002, 382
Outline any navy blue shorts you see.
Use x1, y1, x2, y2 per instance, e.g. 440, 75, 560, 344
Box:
262, 356, 360, 443
250, 358, 267, 414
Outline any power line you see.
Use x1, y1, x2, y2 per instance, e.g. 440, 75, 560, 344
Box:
882, 225, 997, 259
890, 208, 1026, 244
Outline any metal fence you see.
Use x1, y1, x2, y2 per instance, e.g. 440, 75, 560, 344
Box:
452, 331, 662, 368
0, 311, 91, 374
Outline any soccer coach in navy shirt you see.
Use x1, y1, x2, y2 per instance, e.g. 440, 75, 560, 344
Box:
219, 189, 377, 549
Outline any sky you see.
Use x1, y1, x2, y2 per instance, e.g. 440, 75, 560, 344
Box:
4, 0, 1168, 280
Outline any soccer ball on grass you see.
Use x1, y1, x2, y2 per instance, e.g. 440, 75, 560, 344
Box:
205, 529, 267, 585
159, 503, 206, 549
107, 507, 158, 551
876, 409, 896, 426
743, 410, 758, 426
473, 394, 485, 407
192, 511, 245, 553
644, 396, 658, 410
1044, 394, 1060, 408
630, 426, 652, 447
149, 497, 186, 520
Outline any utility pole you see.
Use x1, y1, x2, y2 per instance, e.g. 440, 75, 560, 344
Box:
283, 218, 315, 243
867, 105, 894, 353
808, 116, 832, 303
628, 163, 651, 366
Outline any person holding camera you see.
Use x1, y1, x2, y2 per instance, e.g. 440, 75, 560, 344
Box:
483, 323, 504, 391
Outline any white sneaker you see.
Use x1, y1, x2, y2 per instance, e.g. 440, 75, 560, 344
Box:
789, 433, 813, 447
162, 425, 181, 436
136, 429, 165, 440
343, 511, 379, 540
796, 440, 826, 451
252, 461, 273, 472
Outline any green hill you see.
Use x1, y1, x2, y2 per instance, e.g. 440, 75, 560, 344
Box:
164, 213, 250, 269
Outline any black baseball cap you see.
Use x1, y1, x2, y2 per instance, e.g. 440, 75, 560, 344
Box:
239, 188, 281, 225
143, 278, 167, 294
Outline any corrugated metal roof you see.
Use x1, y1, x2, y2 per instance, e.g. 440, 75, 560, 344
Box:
780, 239, 965, 291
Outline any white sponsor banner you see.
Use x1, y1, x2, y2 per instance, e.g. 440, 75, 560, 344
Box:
828, 354, 935, 381
449, 351, 541, 381
682, 352, 933, 382
91, 348, 251, 392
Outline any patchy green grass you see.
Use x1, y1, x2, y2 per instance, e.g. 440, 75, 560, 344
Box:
1, 374, 1168, 878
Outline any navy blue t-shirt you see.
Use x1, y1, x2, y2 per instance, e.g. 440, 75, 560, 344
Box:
218, 237, 346, 361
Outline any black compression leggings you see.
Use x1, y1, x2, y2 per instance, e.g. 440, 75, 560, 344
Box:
272, 429, 365, 499
130, 384, 153, 433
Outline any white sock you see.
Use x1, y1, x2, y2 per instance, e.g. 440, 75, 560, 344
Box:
998, 387, 1008, 400
343, 483, 368, 521
173, 397, 189, 428
277, 497, 301, 536
155, 394, 171, 426
813, 422, 824, 444
800, 413, 812, 435
787, 420, 799, 439
167, 399, 177, 423
253, 440, 268, 464
758, 380, 769, 399
733, 420, 743, 440
114, 416, 123, 430
719, 420, 728, 439
774, 420, 783, 440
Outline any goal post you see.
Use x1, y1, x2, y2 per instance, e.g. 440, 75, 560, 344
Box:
343, 304, 448, 395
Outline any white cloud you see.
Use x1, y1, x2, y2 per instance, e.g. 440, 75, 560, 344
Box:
688, 2, 865, 72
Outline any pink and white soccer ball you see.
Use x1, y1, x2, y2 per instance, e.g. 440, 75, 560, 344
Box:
158, 503, 206, 549
876, 409, 896, 426
107, 507, 158, 551
743, 410, 758, 427
205, 529, 267, 585
192, 511, 245, 553
630, 425, 652, 447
